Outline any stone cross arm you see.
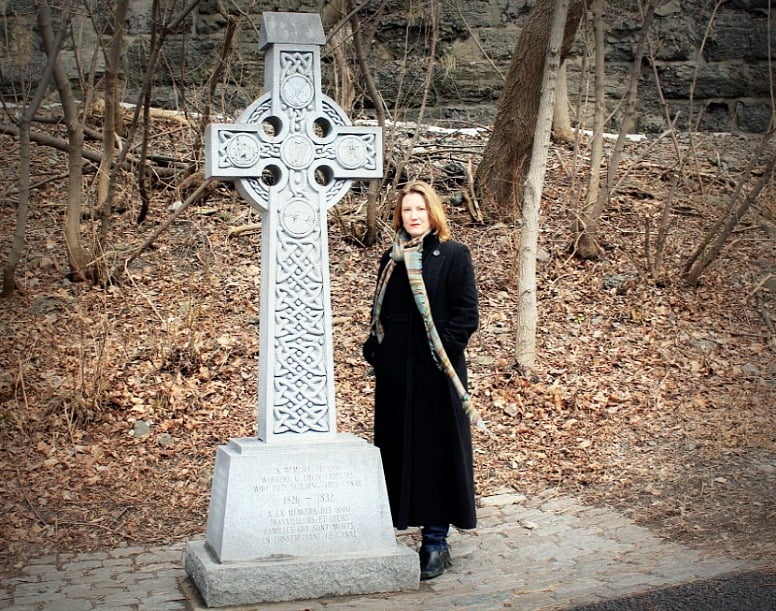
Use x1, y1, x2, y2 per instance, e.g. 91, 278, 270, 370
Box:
205, 122, 382, 202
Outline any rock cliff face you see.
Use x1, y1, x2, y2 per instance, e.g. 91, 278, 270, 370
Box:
1, 0, 773, 132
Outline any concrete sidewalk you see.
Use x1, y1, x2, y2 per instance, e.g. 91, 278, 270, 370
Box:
1, 491, 768, 610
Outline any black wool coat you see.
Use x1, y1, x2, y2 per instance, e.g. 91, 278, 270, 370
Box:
363, 233, 479, 530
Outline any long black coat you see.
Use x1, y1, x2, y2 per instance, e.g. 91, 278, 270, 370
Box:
363, 233, 479, 530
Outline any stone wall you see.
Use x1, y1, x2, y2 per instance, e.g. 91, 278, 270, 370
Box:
1, 0, 773, 133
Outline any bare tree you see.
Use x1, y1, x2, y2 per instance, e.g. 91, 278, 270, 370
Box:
2, 2, 71, 295
38, 0, 92, 281
475, 0, 588, 221
201, 0, 239, 129
389, 1, 440, 193
325, 0, 356, 113
571, 0, 605, 258
515, 0, 571, 373
645, 175, 677, 284
347, 0, 386, 247
571, 1, 655, 260
683, 131, 776, 287
108, 0, 204, 280
95, 0, 130, 242
109, 0, 201, 228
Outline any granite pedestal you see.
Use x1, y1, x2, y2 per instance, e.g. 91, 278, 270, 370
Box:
184, 435, 418, 607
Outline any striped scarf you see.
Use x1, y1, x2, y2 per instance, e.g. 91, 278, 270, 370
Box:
372, 230, 487, 431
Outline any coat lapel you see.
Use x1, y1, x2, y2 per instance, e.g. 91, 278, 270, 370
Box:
422, 238, 446, 305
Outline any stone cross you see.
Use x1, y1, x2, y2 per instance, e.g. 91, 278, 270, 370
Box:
187, 15, 417, 605
204, 12, 382, 443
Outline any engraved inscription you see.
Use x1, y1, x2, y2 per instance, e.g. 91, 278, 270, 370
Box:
253, 464, 363, 544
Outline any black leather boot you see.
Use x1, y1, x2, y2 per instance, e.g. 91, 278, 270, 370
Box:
419, 547, 452, 580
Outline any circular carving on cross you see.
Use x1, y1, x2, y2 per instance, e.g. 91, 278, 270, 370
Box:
226, 133, 261, 168
336, 135, 367, 170
281, 74, 314, 109
280, 134, 314, 170
281, 198, 317, 238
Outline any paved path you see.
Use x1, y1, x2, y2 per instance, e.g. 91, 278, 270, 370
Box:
0, 491, 767, 610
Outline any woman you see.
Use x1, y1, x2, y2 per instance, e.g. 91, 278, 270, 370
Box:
363, 180, 479, 580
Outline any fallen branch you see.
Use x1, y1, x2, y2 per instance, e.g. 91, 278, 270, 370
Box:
228, 223, 262, 237
748, 274, 775, 300
15, 466, 49, 527
0, 121, 102, 163
0, 122, 182, 178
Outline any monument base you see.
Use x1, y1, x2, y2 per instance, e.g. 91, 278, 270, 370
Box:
184, 433, 419, 607
184, 539, 419, 607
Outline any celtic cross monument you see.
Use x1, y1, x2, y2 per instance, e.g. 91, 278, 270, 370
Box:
207, 13, 381, 443
184, 12, 418, 607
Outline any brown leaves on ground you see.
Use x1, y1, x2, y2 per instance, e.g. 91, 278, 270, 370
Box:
0, 125, 774, 579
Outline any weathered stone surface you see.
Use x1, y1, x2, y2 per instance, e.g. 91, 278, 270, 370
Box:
204, 436, 396, 562
705, 12, 772, 62
737, 100, 773, 133
188, 435, 420, 606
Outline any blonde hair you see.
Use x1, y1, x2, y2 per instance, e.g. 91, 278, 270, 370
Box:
392, 180, 452, 242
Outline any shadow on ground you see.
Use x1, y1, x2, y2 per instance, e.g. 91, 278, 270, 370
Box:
569, 569, 776, 611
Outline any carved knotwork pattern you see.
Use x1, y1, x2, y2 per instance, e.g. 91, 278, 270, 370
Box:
272, 221, 329, 434
240, 96, 272, 209
280, 51, 314, 132
318, 100, 353, 207
266, 50, 329, 434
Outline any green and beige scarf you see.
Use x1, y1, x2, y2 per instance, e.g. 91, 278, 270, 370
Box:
372, 229, 487, 431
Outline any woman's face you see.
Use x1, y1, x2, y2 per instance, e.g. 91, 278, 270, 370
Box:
401, 192, 431, 238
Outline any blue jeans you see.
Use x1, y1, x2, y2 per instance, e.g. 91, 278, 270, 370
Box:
421, 524, 449, 551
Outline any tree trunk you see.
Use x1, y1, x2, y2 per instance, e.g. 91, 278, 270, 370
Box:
573, 2, 656, 259
325, 0, 356, 113
552, 61, 575, 142
38, 0, 91, 281
475, 0, 587, 221
97, 0, 130, 241
573, 0, 605, 258
515, 0, 570, 373
348, 0, 385, 247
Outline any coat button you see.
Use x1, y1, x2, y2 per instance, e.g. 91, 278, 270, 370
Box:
433, 249, 440, 256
